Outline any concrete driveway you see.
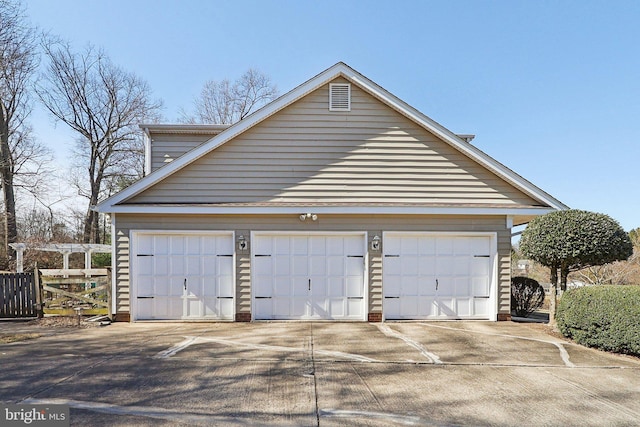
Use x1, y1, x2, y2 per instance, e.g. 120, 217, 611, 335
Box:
1, 321, 639, 426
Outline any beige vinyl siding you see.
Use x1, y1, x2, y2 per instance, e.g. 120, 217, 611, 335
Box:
235, 230, 251, 317
114, 213, 511, 318
149, 133, 217, 172
127, 78, 540, 206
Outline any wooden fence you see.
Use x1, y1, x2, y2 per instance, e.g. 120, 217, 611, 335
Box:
0, 269, 111, 319
0, 272, 39, 318
40, 269, 111, 317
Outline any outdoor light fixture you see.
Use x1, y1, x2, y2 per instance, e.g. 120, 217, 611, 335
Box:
371, 235, 381, 251
238, 235, 247, 251
299, 213, 318, 222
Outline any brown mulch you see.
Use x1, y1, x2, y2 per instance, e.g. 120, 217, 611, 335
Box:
27, 316, 103, 329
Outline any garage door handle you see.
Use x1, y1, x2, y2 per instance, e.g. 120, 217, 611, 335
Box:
184, 278, 187, 290
255, 296, 272, 299
308, 279, 311, 291
384, 296, 400, 299
137, 296, 154, 299
436, 279, 439, 290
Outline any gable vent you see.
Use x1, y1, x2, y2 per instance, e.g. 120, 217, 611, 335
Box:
329, 83, 351, 111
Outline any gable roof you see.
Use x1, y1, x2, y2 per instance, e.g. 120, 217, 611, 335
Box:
96, 62, 567, 215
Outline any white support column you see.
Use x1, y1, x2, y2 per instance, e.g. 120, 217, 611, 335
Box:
85, 249, 93, 270
13, 243, 26, 273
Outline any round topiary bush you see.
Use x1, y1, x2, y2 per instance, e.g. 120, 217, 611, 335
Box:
511, 276, 545, 317
557, 286, 640, 356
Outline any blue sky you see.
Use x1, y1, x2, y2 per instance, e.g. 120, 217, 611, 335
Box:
24, 0, 639, 231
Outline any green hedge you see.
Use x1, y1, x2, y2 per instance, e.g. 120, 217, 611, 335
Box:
557, 286, 640, 356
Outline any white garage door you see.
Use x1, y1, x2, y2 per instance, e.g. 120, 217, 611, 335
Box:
132, 232, 234, 320
253, 233, 366, 320
383, 233, 495, 320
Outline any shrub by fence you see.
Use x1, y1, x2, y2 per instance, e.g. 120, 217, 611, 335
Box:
557, 286, 640, 356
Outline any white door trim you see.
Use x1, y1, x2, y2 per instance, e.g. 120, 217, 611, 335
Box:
382, 231, 498, 321
251, 231, 368, 321
130, 230, 236, 321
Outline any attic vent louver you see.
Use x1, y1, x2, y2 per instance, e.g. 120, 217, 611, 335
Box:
329, 83, 351, 111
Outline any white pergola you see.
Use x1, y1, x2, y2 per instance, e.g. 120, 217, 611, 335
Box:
9, 243, 111, 273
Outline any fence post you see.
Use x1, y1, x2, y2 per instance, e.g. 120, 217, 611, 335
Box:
106, 267, 113, 321
34, 262, 43, 318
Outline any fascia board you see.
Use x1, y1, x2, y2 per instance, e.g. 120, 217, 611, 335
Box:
98, 204, 555, 216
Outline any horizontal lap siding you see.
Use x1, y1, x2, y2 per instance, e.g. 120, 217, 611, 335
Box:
128, 78, 539, 206
115, 214, 511, 317
150, 133, 217, 172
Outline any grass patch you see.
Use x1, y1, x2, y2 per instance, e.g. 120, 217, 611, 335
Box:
0, 333, 41, 344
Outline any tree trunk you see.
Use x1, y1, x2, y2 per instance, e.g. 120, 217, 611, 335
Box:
560, 266, 569, 291
0, 117, 17, 255
83, 186, 101, 243
549, 266, 558, 325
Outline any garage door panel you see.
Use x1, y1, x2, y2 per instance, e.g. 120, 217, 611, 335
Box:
385, 280, 401, 297
133, 232, 234, 321
345, 237, 364, 254
292, 278, 308, 296
309, 256, 326, 275
401, 237, 419, 254
274, 256, 290, 275
438, 298, 456, 317
346, 257, 362, 276
169, 236, 185, 255
401, 255, 419, 275
137, 299, 153, 319
311, 278, 327, 296
328, 256, 345, 275
384, 233, 494, 320
218, 275, 234, 298
419, 297, 437, 317
328, 277, 343, 297
170, 257, 186, 276
402, 297, 419, 317
454, 277, 471, 296
253, 234, 365, 320
292, 256, 308, 275
436, 256, 455, 275
137, 280, 153, 296
471, 258, 490, 276
292, 237, 308, 254
472, 277, 490, 297
346, 277, 363, 297
401, 277, 419, 295
329, 298, 344, 318
347, 298, 364, 317
309, 238, 326, 255
384, 256, 401, 275
254, 298, 271, 318
217, 256, 233, 276
456, 298, 472, 317
273, 278, 291, 296
270, 276, 287, 294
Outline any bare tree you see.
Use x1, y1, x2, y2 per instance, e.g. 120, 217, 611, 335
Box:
181, 68, 278, 124
0, 0, 43, 254
36, 41, 162, 243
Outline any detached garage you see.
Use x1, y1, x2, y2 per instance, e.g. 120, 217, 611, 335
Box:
96, 62, 566, 322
